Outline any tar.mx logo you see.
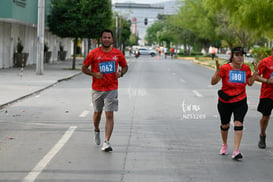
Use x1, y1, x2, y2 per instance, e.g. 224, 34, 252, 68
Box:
181, 100, 206, 120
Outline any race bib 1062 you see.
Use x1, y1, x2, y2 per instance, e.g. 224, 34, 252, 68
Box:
229, 70, 246, 83
99, 61, 116, 74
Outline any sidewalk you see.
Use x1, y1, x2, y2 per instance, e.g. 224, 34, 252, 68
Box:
0, 58, 83, 109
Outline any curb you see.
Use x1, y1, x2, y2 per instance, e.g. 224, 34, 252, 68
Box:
192, 59, 216, 70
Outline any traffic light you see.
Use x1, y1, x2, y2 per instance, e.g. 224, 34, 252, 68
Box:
144, 18, 148, 25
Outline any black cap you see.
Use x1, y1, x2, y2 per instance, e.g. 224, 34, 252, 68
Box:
231, 47, 246, 54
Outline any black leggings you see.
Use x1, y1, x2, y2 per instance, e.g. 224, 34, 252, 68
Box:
217, 98, 248, 125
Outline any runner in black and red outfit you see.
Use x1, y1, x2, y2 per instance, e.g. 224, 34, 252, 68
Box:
82, 29, 128, 152
211, 47, 259, 160
256, 47, 273, 149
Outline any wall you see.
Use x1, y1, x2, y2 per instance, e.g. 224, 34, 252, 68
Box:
0, 0, 37, 24
0, 0, 73, 69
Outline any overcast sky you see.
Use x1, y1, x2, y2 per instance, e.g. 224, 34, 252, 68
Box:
112, 0, 168, 4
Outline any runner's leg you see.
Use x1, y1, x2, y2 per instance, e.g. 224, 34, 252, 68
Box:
105, 111, 114, 141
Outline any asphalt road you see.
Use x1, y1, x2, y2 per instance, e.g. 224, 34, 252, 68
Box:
0, 55, 272, 182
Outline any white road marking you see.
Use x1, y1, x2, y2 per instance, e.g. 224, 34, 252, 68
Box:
22, 126, 77, 182
192, 90, 203, 97
79, 110, 90, 117
137, 88, 147, 96
179, 78, 186, 83
127, 88, 147, 97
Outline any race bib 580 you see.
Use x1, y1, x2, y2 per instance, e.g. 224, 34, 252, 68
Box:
229, 70, 246, 83
99, 61, 116, 74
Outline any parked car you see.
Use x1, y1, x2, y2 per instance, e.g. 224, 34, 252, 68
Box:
138, 47, 156, 57
246, 52, 253, 57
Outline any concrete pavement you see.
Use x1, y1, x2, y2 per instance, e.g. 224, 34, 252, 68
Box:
0, 59, 83, 109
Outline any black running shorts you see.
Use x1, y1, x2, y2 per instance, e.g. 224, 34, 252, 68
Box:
257, 98, 273, 116
217, 98, 248, 125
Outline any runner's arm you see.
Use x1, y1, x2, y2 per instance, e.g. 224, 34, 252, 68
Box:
81, 64, 103, 79
248, 62, 259, 86
116, 65, 128, 78
247, 71, 258, 86
211, 60, 221, 85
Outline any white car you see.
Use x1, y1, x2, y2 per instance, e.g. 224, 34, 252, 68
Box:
138, 47, 156, 57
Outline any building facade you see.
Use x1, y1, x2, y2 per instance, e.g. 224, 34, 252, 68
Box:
112, 1, 181, 45
113, 3, 164, 45
0, 0, 73, 69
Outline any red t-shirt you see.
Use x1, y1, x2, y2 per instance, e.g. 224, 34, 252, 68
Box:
218, 63, 252, 103
258, 55, 273, 99
83, 47, 127, 91
211, 47, 216, 54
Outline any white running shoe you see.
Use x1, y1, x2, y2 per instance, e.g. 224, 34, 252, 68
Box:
94, 131, 101, 145
101, 141, 113, 152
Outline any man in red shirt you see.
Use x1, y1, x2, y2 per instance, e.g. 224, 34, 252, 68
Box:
256, 47, 273, 149
211, 47, 216, 60
170, 48, 174, 59
81, 29, 128, 152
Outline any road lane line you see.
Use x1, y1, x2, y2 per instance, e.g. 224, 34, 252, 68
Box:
179, 78, 186, 83
22, 126, 77, 182
79, 110, 89, 117
192, 90, 203, 97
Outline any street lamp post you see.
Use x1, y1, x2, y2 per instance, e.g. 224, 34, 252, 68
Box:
115, 15, 119, 48
36, 0, 45, 75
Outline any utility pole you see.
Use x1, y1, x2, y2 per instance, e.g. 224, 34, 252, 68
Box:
36, 0, 45, 75
115, 15, 119, 48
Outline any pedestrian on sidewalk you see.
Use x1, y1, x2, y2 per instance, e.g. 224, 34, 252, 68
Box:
170, 47, 174, 59
164, 47, 168, 59
81, 29, 128, 152
211, 46, 216, 60
211, 47, 258, 160
255, 47, 273, 149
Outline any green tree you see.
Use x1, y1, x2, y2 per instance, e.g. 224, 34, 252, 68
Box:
204, 0, 270, 47
119, 19, 131, 54
145, 19, 176, 47
80, 0, 112, 39
128, 34, 138, 46
238, 0, 273, 38
119, 16, 131, 53
111, 14, 131, 53
168, 15, 200, 55
174, 0, 218, 52
145, 21, 165, 45
47, 0, 112, 69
